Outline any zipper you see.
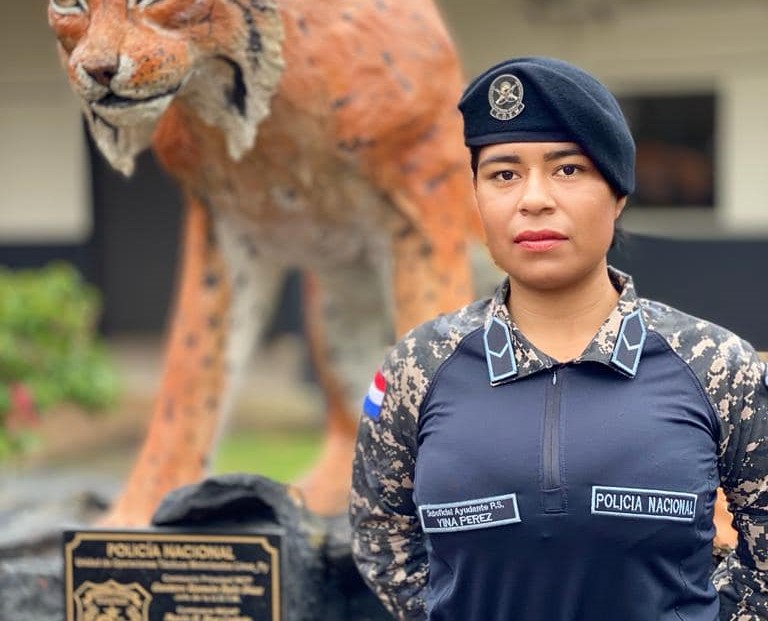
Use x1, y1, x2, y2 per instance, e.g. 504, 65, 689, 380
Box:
542, 366, 565, 512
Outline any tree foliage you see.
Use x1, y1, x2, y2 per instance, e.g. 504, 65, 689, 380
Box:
0, 263, 119, 459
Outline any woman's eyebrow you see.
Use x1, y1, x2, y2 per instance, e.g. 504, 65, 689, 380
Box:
478, 147, 585, 169
477, 154, 521, 169
543, 147, 585, 161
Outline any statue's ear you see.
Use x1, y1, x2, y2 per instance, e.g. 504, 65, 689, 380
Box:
181, 4, 285, 163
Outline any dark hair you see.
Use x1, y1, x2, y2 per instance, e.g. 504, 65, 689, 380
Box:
470, 147, 480, 177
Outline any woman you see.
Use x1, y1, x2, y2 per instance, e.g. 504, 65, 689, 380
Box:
349, 57, 768, 621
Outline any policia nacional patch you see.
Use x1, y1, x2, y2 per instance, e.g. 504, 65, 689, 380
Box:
591, 486, 697, 522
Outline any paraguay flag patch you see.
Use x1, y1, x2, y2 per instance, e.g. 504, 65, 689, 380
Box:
363, 370, 387, 421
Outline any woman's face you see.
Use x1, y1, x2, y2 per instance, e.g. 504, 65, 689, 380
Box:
474, 141, 626, 292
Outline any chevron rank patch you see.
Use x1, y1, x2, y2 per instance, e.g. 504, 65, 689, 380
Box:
484, 316, 518, 383
363, 370, 386, 421
610, 309, 646, 377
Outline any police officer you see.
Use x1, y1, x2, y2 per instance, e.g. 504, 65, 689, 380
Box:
349, 57, 768, 621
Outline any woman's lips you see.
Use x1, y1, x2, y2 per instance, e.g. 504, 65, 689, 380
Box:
513, 230, 568, 252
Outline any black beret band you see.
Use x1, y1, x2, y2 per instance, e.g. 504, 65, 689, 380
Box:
459, 57, 636, 196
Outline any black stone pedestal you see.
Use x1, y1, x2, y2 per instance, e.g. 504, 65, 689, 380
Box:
1, 473, 392, 621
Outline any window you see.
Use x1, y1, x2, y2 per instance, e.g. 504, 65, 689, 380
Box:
618, 94, 716, 207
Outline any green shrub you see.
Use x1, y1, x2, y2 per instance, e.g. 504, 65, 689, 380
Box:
0, 262, 119, 459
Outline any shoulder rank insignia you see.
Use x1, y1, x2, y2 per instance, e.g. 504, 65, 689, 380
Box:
610, 309, 647, 377
484, 316, 518, 383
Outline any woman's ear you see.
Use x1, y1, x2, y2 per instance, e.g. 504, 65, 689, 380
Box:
615, 195, 628, 220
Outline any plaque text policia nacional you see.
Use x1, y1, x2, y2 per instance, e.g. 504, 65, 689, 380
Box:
63, 530, 282, 621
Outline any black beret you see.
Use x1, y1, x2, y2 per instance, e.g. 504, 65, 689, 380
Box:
458, 57, 635, 196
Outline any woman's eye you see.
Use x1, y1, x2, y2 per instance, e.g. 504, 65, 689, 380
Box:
494, 170, 516, 182
559, 164, 581, 177
50, 0, 87, 15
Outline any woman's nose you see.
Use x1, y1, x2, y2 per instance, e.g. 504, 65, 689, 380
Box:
518, 173, 556, 215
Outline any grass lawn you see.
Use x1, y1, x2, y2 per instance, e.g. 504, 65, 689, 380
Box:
212, 428, 324, 483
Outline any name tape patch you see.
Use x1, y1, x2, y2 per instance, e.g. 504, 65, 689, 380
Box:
591, 486, 697, 522
419, 493, 521, 533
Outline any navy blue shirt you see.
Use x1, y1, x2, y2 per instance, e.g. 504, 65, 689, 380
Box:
350, 268, 768, 621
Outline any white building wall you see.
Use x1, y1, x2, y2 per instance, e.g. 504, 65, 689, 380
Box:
0, 1, 89, 243
1, 0, 766, 242
720, 73, 768, 230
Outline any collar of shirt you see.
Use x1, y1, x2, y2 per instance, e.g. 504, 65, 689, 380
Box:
483, 266, 647, 385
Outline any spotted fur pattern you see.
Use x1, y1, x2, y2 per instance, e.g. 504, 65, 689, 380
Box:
48, 0, 479, 524
350, 267, 768, 620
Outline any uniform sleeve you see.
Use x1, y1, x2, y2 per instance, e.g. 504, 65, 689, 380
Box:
349, 351, 429, 621
713, 348, 768, 620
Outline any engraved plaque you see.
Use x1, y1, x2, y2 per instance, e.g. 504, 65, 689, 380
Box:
64, 530, 282, 621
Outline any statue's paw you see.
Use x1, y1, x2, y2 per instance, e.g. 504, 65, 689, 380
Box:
93, 502, 155, 528
294, 434, 355, 518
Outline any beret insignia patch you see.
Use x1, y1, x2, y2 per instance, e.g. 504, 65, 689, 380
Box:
488, 74, 525, 121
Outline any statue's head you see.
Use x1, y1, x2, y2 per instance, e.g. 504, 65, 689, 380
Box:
48, 0, 284, 175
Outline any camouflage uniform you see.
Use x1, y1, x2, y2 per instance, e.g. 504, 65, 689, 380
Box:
350, 267, 768, 621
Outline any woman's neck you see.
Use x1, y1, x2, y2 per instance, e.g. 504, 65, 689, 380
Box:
507, 265, 619, 362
